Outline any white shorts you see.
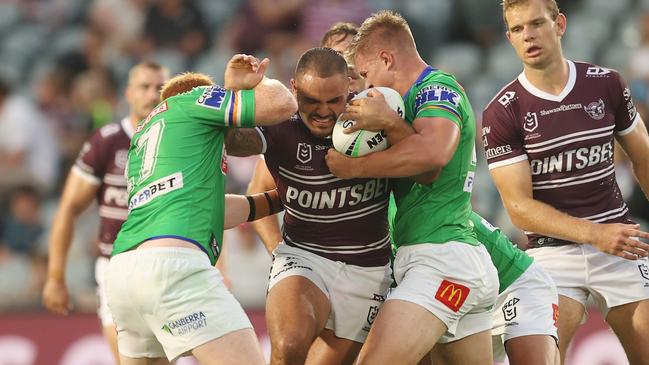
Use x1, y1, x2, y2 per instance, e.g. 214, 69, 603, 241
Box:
106, 247, 252, 361
528, 244, 649, 318
268, 243, 392, 343
389, 242, 499, 343
95, 257, 113, 327
491, 262, 559, 362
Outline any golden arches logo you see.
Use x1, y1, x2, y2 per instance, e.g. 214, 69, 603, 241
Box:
435, 279, 470, 312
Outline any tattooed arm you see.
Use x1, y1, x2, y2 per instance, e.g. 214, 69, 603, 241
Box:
225, 128, 264, 156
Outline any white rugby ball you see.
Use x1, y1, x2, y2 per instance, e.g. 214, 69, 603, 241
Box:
332, 87, 405, 157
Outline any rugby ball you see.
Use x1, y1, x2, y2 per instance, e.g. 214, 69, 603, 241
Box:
332, 87, 405, 157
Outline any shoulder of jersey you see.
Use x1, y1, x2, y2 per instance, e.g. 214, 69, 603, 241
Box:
575, 60, 619, 79
97, 122, 128, 141
484, 78, 521, 111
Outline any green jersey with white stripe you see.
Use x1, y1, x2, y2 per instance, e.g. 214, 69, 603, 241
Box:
113, 85, 255, 264
392, 66, 478, 247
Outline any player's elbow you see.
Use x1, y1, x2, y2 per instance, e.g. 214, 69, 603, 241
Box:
504, 200, 533, 231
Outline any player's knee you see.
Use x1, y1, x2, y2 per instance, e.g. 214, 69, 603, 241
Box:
272, 336, 310, 364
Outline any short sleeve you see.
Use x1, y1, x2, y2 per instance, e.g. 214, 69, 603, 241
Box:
178, 86, 256, 128
481, 103, 528, 170
413, 82, 464, 127
257, 124, 276, 156
73, 128, 108, 185
612, 73, 639, 136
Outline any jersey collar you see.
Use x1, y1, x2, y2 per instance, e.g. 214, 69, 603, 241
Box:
121, 117, 135, 139
518, 60, 576, 102
403, 65, 437, 101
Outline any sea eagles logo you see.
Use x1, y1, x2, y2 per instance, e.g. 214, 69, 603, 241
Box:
584, 99, 605, 120
296, 143, 312, 164
523, 112, 538, 132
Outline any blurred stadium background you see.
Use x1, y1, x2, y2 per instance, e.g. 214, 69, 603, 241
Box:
0, 0, 647, 364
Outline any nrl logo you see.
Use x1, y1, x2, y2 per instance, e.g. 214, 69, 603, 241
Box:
523, 112, 538, 132
366, 305, 379, 325
584, 99, 605, 120
502, 297, 520, 321
639, 263, 649, 281
296, 142, 312, 164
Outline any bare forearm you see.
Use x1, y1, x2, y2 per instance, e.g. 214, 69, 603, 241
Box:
47, 211, 75, 282
631, 160, 649, 199
247, 169, 282, 253
253, 78, 297, 125
505, 197, 598, 245
251, 216, 282, 254
383, 118, 415, 146
355, 134, 440, 178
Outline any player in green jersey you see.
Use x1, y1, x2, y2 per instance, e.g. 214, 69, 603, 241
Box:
386, 194, 559, 365
106, 54, 297, 365
325, 11, 498, 365
462, 213, 559, 365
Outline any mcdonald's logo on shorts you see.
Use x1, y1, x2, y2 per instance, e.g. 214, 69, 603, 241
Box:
435, 279, 470, 312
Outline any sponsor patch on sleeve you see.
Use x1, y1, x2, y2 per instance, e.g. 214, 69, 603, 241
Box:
414, 84, 462, 120
196, 86, 227, 110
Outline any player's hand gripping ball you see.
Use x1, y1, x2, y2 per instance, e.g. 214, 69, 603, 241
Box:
332, 87, 404, 157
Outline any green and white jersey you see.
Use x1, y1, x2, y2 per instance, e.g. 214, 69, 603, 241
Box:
468, 212, 533, 293
113, 85, 255, 265
392, 66, 478, 247
388, 196, 533, 293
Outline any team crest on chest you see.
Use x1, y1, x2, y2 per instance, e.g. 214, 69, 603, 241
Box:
296, 142, 312, 164
584, 99, 605, 120
115, 149, 128, 169
523, 112, 539, 132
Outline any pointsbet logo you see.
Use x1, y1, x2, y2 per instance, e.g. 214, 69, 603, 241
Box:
161, 312, 207, 336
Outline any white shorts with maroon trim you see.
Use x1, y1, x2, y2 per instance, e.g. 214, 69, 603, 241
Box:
527, 243, 649, 319
268, 243, 392, 343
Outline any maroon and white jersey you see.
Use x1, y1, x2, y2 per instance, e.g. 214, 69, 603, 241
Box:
72, 118, 134, 257
482, 60, 639, 249
257, 114, 391, 267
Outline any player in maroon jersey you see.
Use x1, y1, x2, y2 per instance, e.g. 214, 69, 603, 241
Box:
482, 1, 649, 364
42, 62, 169, 362
225, 47, 392, 365
249, 22, 365, 255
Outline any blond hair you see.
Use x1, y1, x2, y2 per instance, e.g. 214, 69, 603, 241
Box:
160, 72, 213, 101
347, 10, 414, 62
502, 0, 560, 28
